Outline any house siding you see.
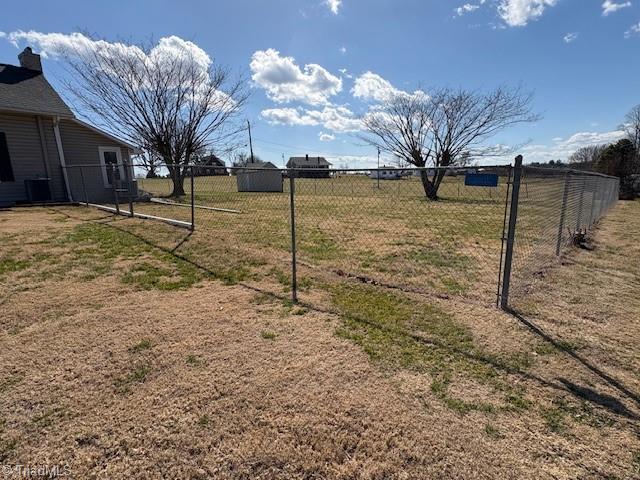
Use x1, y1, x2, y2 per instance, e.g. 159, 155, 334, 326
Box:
58, 120, 133, 203
39, 116, 67, 201
0, 112, 66, 204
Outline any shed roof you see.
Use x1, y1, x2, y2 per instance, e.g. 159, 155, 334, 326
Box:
0, 64, 74, 117
287, 156, 332, 168
242, 160, 279, 169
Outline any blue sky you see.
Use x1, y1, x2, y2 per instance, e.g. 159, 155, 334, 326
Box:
1, 0, 639, 167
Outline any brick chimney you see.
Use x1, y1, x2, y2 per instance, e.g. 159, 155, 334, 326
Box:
18, 47, 42, 72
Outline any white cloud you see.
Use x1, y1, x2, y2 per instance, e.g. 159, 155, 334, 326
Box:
455, 0, 488, 16
1, 31, 240, 113
318, 132, 336, 141
563, 32, 579, 43
250, 48, 342, 105
338, 68, 353, 79
456, 4, 481, 16
6, 30, 143, 61
625, 22, 640, 38
498, 0, 558, 27
261, 105, 362, 132
4, 31, 212, 72
339, 46, 347, 54
260, 108, 318, 126
351, 71, 426, 104
0, 32, 5, 39
519, 129, 626, 163
602, 0, 632, 16
326, 0, 342, 14
352, 71, 402, 103
455, 0, 486, 16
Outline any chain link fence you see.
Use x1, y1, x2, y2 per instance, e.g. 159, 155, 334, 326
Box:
498, 157, 619, 310
62, 159, 619, 310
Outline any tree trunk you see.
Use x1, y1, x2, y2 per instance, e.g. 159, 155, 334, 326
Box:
419, 170, 439, 200
168, 166, 186, 197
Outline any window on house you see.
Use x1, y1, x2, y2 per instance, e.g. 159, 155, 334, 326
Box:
98, 147, 122, 187
0, 132, 15, 182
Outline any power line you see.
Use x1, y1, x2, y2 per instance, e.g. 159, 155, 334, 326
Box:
252, 136, 376, 159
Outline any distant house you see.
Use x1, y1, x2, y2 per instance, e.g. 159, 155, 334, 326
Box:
192, 154, 228, 176
287, 155, 332, 178
369, 166, 403, 180
0, 47, 139, 206
236, 160, 283, 192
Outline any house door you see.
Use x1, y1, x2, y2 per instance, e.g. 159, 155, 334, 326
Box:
99, 147, 123, 188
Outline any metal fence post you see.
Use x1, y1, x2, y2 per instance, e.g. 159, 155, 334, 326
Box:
289, 171, 298, 304
499, 155, 524, 310
190, 166, 195, 231
109, 164, 120, 215
496, 165, 513, 307
79, 166, 89, 207
589, 178, 599, 227
123, 160, 134, 217
576, 176, 586, 231
555, 171, 571, 256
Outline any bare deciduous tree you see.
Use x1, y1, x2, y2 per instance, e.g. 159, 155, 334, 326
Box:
360, 93, 436, 194
568, 144, 606, 167
623, 104, 640, 153
360, 86, 539, 199
61, 36, 248, 196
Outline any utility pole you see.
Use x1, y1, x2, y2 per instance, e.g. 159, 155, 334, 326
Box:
377, 147, 381, 189
247, 120, 255, 163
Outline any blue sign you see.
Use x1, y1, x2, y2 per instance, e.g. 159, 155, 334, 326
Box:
465, 173, 499, 187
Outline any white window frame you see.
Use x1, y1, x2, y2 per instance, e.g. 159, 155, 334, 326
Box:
98, 146, 123, 188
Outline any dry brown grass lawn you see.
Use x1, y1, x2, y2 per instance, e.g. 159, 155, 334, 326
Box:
0, 203, 639, 479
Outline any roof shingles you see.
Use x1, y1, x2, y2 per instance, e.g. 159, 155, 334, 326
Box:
0, 64, 74, 117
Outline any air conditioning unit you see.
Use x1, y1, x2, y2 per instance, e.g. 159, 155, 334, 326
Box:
24, 178, 52, 202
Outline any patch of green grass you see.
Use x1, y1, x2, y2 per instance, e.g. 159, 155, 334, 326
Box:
504, 392, 532, 411
534, 343, 558, 356
197, 415, 210, 427
261, 330, 277, 340
59, 224, 206, 288
114, 364, 151, 393
555, 340, 582, 353
441, 277, 468, 295
186, 354, 203, 366
539, 398, 612, 433
632, 452, 640, 474
271, 267, 312, 292
128, 338, 152, 353
63, 223, 145, 259
122, 260, 201, 291
299, 227, 339, 261
0, 257, 30, 276
484, 424, 502, 439
330, 283, 530, 413
31, 407, 65, 429
292, 306, 308, 315
541, 404, 567, 433
278, 298, 308, 316
402, 247, 473, 270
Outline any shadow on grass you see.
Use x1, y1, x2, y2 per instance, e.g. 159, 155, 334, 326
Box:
53, 206, 639, 421
507, 308, 640, 416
